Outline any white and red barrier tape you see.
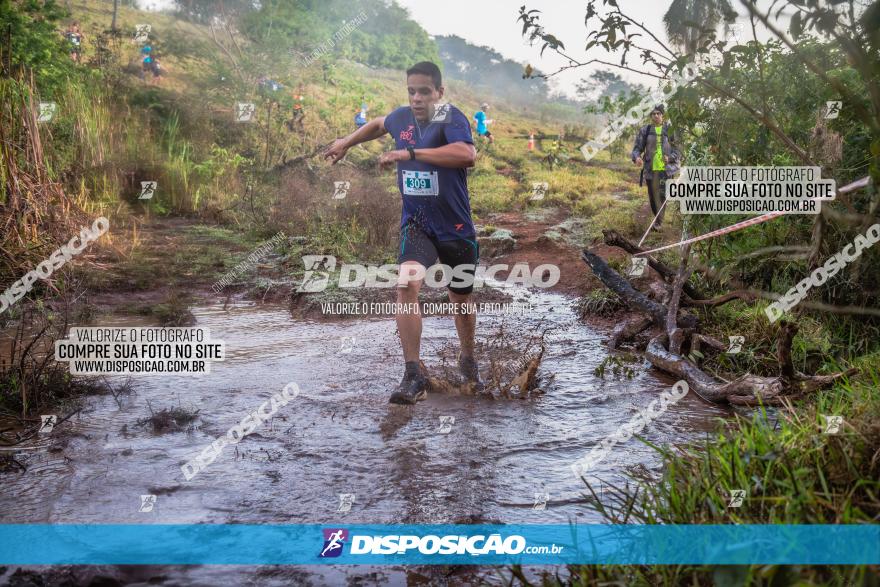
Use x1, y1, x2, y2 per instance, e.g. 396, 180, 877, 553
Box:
635, 212, 784, 255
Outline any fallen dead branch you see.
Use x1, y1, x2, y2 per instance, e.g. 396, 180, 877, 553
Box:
644, 329, 856, 405
602, 229, 702, 299
581, 242, 857, 404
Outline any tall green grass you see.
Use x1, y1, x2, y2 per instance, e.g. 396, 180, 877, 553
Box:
511, 370, 880, 587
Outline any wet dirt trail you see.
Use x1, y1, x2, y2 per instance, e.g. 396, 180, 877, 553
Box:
0, 286, 730, 585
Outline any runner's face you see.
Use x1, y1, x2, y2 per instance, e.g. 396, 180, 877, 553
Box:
651, 111, 663, 124
407, 74, 443, 122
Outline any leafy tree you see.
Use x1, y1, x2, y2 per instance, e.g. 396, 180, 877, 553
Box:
663, 0, 736, 53
0, 0, 75, 92
240, 0, 438, 70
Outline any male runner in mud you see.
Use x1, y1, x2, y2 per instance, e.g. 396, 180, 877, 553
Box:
323, 61, 482, 405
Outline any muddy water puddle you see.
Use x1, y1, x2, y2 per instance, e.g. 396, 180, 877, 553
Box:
0, 287, 729, 585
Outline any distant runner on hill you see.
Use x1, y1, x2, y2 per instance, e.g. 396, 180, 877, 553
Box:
323, 61, 483, 405
354, 107, 368, 129
287, 89, 305, 132
64, 22, 84, 63
140, 51, 153, 81
473, 102, 494, 144
149, 55, 164, 84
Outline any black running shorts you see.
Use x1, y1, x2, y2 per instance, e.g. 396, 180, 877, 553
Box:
398, 222, 479, 295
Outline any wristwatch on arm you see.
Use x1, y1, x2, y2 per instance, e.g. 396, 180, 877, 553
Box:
406, 146, 416, 160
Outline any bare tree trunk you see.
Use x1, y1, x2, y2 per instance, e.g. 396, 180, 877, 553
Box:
581, 250, 667, 325
666, 244, 692, 355
581, 246, 856, 404
111, 0, 119, 31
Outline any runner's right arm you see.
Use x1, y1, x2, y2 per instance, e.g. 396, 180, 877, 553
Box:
323, 116, 387, 164
631, 125, 647, 166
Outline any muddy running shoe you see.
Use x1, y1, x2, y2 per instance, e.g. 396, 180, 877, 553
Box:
459, 355, 485, 391
389, 371, 430, 405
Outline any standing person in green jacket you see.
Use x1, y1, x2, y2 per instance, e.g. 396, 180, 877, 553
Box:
631, 104, 680, 229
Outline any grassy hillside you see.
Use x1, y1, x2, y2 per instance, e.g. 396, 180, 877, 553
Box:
41, 0, 644, 255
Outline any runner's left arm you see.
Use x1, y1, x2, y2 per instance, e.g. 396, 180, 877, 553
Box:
410, 142, 476, 168
378, 108, 476, 170
378, 142, 476, 170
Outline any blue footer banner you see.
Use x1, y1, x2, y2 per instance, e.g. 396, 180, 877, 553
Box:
1, 524, 877, 565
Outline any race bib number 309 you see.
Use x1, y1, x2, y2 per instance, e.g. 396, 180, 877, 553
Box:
402, 170, 439, 196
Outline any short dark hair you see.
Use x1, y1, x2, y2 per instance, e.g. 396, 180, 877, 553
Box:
651, 104, 665, 115
406, 61, 442, 89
